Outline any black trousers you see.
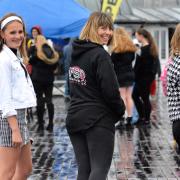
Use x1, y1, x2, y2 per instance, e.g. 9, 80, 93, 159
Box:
69, 126, 115, 180
33, 82, 53, 106
33, 82, 54, 125
172, 120, 180, 147
132, 80, 153, 121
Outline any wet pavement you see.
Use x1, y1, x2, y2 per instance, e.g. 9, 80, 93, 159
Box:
28, 83, 180, 180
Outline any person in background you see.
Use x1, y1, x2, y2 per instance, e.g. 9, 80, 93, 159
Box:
27, 26, 42, 50
167, 23, 180, 151
26, 26, 43, 122
66, 12, 125, 180
0, 13, 36, 179
132, 28, 158, 125
62, 38, 74, 101
131, 38, 141, 124
29, 35, 59, 131
111, 27, 137, 127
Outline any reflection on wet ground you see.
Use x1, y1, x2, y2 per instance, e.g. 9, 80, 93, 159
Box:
28, 86, 180, 180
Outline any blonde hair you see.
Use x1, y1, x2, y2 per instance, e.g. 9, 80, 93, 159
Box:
111, 27, 137, 53
170, 23, 180, 56
80, 12, 113, 45
36, 35, 59, 64
0, 13, 29, 64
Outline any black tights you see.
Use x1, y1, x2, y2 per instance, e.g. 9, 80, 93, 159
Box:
69, 126, 114, 180
132, 81, 153, 121
172, 120, 180, 147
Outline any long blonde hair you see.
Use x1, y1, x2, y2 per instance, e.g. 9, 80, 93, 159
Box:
35, 35, 59, 64
0, 13, 29, 64
170, 23, 180, 56
111, 27, 137, 53
80, 12, 113, 45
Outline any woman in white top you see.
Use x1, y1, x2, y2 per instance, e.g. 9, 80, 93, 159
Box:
0, 13, 36, 179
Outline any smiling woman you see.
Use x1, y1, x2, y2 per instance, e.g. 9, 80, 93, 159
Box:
79, 11, 114, 45
0, 13, 36, 179
1, 21, 24, 48
66, 12, 125, 180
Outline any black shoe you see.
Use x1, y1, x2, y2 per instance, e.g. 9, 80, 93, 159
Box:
134, 118, 145, 126
64, 96, 71, 102
115, 117, 125, 129
37, 124, 44, 131
125, 117, 132, 126
134, 118, 151, 126
144, 119, 151, 125
46, 124, 53, 131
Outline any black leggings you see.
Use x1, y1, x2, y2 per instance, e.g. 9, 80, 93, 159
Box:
33, 82, 54, 125
69, 126, 115, 180
172, 120, 180, 147
132, 81, 153, 121
33, 81, 53, 106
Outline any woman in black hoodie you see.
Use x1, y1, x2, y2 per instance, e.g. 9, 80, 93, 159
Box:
66, 12, 125, 180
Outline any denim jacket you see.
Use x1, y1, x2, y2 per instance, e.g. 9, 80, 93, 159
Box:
0, 45, 36, 118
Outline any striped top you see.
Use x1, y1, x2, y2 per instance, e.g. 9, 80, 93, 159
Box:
167, 55, 180, 121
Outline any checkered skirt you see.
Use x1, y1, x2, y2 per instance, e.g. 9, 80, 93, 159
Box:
0, 109, 30, 147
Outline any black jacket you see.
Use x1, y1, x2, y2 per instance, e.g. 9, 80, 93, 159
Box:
134, 45, 157, 82
66, 40, 125, 133
111, 52, 135, 87
29, 46, 58, 84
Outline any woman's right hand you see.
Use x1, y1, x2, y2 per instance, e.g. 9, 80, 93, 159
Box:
7, 115, 23, 148
12, 129, 23, 148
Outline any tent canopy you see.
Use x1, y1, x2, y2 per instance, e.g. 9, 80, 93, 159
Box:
0, 0, 90, 38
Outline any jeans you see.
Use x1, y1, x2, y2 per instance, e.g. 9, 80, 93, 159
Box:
69, 126, 114, 180
132, 105, 139, 124
64, 73, 70, 97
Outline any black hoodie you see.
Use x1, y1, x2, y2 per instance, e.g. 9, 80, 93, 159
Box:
66, 40, 125, 133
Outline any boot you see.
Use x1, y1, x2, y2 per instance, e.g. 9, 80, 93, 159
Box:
115, 117, 125, 129
36, 105, 45, 131
47, 103, 54, 131
125, 117, 132, 127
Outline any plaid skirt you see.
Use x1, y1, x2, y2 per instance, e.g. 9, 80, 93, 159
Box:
0, 109, 30, 147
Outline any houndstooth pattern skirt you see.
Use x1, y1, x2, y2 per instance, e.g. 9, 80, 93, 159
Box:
0, 109, 30, 147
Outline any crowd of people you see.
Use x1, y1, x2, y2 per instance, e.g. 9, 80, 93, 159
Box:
0, 11, 179, 180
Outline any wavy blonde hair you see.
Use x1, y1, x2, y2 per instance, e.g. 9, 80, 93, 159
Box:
80, 12, 113, 45
0, 13, 29, 64
170, 23, 180, 56
111, 27, 137, 53
35, 35, 59, 64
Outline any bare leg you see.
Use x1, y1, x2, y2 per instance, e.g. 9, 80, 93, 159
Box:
125, 86, 133, 117
0, 147, 21, 180
12, 143, 32, 180
119, 87, 127, 109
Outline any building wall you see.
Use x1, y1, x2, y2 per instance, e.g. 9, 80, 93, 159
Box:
129, 0, 180, 8
75, 0, 101, 11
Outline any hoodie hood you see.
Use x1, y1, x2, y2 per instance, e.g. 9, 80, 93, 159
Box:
72, 39, 103, 58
